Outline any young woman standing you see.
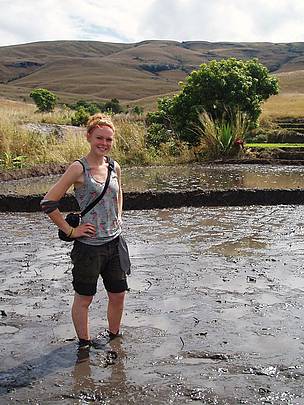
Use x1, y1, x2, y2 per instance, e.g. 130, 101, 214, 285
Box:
41, 113, 130, 350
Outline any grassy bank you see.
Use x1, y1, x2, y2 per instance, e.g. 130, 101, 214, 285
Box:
1, 96, 304, 172
0, 100, 194, 170
246, 143, 304, 148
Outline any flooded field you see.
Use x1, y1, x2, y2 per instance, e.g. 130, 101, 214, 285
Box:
1, 206, 304, 404
2, 164, 304, 196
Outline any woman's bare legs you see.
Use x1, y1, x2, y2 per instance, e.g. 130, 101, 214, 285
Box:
72, 291, 125, 341
107, 291, 125, 334
72, 292, 94, 340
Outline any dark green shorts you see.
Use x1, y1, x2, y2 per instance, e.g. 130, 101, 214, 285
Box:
70, 236, 129, 296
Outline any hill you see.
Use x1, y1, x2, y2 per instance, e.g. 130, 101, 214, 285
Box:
0, 40, 304, 107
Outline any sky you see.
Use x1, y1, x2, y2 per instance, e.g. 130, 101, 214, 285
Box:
0, 0, 303, 47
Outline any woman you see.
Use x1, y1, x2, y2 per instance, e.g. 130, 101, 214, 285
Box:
41, 113, 130, 350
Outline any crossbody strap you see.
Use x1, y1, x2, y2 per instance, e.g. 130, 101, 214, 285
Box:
78, 157, 114, 218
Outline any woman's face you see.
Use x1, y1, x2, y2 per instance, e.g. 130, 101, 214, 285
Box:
87, 125, 114, 156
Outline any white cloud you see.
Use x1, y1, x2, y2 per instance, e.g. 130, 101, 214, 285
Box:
141, 0, 304, 42
0, 0, 79, 45
0, 0, 303, 47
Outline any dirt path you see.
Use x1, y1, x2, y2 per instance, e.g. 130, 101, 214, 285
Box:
1, 206, 304, 404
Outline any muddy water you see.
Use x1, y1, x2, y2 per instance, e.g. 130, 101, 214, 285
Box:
2, 164, 304, 195
1, 206, 304, 404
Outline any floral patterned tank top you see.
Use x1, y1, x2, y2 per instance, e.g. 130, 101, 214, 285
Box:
74, 157, 121, 245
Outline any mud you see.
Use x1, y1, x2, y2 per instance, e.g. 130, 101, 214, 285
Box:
1, 206, 304, 404
3, 163, 304, 201
1, 188, 304, 212
0, 163, 69, 182
1, 159, 304, 182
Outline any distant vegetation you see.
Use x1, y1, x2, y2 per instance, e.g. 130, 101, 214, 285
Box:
68, 98, 124, 115
146, 58, 279, 158
30, 88, 57, 112
0, 100, 192, 171
1, 51, 304, 171
67, 98, 145, 126
1, 40, 304, 108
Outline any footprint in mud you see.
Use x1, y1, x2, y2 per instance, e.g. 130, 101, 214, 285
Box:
182, 350, 230, 362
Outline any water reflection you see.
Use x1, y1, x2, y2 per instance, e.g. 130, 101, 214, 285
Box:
72, 340, 128, 403
2, 164, 304, 195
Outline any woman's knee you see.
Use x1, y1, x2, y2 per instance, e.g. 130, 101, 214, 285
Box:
108, 291, 125, 306
73, 292, 93, 308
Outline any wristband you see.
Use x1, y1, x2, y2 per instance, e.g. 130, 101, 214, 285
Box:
67, 227, 74, 238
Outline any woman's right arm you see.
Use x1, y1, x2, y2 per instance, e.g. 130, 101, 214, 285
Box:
41, 161, 96, 238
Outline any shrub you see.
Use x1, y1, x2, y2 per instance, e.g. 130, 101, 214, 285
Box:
147, 58, 279, 146
194, 110, 249, 159
69, 100, 100, 115
29, 88, 57, 112
102, 98, 124, 114
71, 108, 90, 127
146, 123, 172, 148
131, 105, 144, 115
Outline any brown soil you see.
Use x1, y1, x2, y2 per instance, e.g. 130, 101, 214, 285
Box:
1, 188, 304, 213
0, 206, 304, 404
0, 163, 68, 181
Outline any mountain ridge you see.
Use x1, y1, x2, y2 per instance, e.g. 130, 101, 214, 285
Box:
0, 40, 303, 105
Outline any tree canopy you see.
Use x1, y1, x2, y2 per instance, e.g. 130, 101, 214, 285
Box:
29, 88, 57, 112
147, 58, 279, 146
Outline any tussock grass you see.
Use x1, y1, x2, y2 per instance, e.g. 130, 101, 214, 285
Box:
0, 101, 85, 168
193, 111, 248, 159
1, 94, 304, 171
112, 116, 193, 165
0, 100, 191, 170
112, 117, 150, 165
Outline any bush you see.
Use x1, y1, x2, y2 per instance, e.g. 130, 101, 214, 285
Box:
69, 98, 125, 115
102, 98, 124, 114
147, 58, 279, 146
194, 110, 249, 158
71, 108, 90, 126
29, 88, 57, 112
69, 100, 100, 115
131, 105, 144, 115
146, 123, 172, 148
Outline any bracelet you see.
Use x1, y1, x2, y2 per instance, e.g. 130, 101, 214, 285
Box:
67, 227, 74, 238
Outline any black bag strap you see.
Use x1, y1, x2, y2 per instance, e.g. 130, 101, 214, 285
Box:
78, 157, 115, 218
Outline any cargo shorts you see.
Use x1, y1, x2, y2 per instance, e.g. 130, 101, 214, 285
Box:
70, 235, 130, 296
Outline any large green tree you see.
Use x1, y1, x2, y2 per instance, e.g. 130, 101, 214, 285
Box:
29, 88, 57, 112
147, 58, 279, 146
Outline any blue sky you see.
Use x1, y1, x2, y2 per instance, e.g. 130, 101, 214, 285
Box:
0, 0, 303, 47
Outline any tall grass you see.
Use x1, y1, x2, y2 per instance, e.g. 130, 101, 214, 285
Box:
112, 117, 149, 164
0, 101, 192, 170
0, 114, 88, 168
194, 111, 249, 159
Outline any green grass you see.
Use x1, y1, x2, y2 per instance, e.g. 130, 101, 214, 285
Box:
246, 143, 304, 149
0, 100, 194, 170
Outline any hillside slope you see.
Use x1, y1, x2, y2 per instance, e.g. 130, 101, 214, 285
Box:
0, 40, 303, 104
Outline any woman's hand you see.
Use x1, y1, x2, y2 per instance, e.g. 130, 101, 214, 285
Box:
72, 223, 96, 238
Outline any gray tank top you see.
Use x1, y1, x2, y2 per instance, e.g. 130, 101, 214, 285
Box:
74, 157, 121, 246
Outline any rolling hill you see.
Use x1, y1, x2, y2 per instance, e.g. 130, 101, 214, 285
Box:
0, 40, 304, 107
